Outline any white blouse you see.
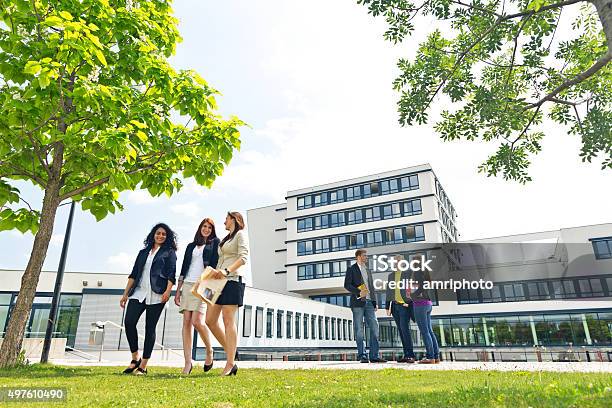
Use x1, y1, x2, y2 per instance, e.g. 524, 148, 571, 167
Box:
129, 247, 163, 304
184, 245, 205, 283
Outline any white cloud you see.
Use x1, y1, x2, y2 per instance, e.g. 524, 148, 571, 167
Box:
107, 252, 133, 273
170, 201, 201, 218
126, 190, 157, 205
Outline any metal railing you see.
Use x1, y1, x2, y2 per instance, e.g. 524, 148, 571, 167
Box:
89, 320, 184, 362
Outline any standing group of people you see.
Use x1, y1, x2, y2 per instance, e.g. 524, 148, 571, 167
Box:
119, 212, 248, 376
344, 250, 440, 364
118, 216, 439, 375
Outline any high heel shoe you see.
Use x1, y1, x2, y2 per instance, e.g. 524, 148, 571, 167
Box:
122, 358, 141, 374
182, 363, 193, 374
203, 361, 213, 372
222, 364, 238, 376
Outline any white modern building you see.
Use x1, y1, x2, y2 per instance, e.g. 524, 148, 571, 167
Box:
248, 164, 458, 298
247, 165, 612, 351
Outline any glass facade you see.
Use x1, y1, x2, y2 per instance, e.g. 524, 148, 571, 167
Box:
429, 311, 612, 347
457, 275, 612, 304
296, 173, 419, 210
1, 292, 82, 348
297, 198, 423, 232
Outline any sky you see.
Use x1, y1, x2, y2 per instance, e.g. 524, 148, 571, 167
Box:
1, 0, 610, 278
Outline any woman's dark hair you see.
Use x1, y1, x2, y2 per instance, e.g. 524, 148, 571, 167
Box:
193, 218, 217, 245
143, 223, 178, 251
220, 211, 245, 248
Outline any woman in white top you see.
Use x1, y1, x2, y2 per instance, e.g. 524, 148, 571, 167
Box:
175, 218, 220, 374
205, 211, 248, 376
119, 223, 177, 375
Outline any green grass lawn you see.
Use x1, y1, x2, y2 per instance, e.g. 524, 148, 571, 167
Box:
0, 365, 611, 407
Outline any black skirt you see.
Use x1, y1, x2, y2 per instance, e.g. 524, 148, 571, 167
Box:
216, 277, 245, 307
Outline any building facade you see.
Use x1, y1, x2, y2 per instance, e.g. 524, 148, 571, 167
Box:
247, 165, 612, 349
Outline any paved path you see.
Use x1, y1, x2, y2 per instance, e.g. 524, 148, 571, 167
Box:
52, 356, 612, 373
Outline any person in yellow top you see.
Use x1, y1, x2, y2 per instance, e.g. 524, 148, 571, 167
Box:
385, 255, 416, 363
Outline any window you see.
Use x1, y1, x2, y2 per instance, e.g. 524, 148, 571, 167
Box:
331, 318, 336, 340
286, 312, 293, 339
400, 174, 419, 190
348, 320, 353, 341
578, 278, 605, 297
406, 224, 425, 242
303, 313, 309, 339
337, 318, 342, 341
325, 317, 330, 340
330, 212, 345, 227
297, 240, 313, 255
318, 316, 323, 340
276, 310, 283, 338
297, 197, 305, 209
254, 307, 263, 338
295, 313, 301, 339
342, 319, 347, 341
314, 238, 329, 254
266, 309, 273, 338
311, 315, 317, 339
242, 306, 252, 337
404, 199, 422, 215
592, 238, 612, 259
527, 282, 552, 301
366, 231, 383, 246
347, 209, 363, 224
364, 207, 380, 222
346, 186, 361, 201
503, 283, 526, 302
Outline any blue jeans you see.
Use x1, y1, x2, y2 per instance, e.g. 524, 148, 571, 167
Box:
351, 301, 380, 360
413, 304, 439, 360
391, 303, 415, 359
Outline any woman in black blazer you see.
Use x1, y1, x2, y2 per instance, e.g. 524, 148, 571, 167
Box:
119, 223, 177, 375
174, 218, 220, 374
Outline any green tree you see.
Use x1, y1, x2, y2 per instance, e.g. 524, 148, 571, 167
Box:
0, 0, 243, 367
358, 0, 611, 182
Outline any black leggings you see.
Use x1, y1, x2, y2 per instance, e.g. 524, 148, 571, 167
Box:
124, 299, 165, 359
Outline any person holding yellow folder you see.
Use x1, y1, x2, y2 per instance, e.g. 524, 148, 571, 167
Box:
343, 249, 386, 363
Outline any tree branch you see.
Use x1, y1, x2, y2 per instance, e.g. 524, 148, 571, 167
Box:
524, 51, 612, 110
501, 0, 584, 21
451, 1, 502, 18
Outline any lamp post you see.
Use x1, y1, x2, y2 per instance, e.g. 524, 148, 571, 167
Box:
40, 201, 76, 363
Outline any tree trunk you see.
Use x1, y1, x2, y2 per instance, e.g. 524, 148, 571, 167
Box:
593, 0, 612, 51
0, 146, 63, 368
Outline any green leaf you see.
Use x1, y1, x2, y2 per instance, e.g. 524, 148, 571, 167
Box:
130, 120, 148, 129
43, 16, 63, 27
94, 49, 107, 66
24, 61, 41, 75
59, 11, 73, 20
136, 130, 148, 142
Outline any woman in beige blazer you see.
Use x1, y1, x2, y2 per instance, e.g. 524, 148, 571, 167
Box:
205, 211, 248, 376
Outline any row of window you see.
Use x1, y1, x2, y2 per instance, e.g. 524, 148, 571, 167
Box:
311, 290, 439, 308
241, 305, 353, 342
296, 174, 420, 210
592, 238, 612, 260
296, 224, 426, 256
438, 202, 458, 241
429, 311, 612, 347
297, 199, 423, 232
457, 275, 612, 304
297, 250, 434, 281
434, 178, 456, 220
